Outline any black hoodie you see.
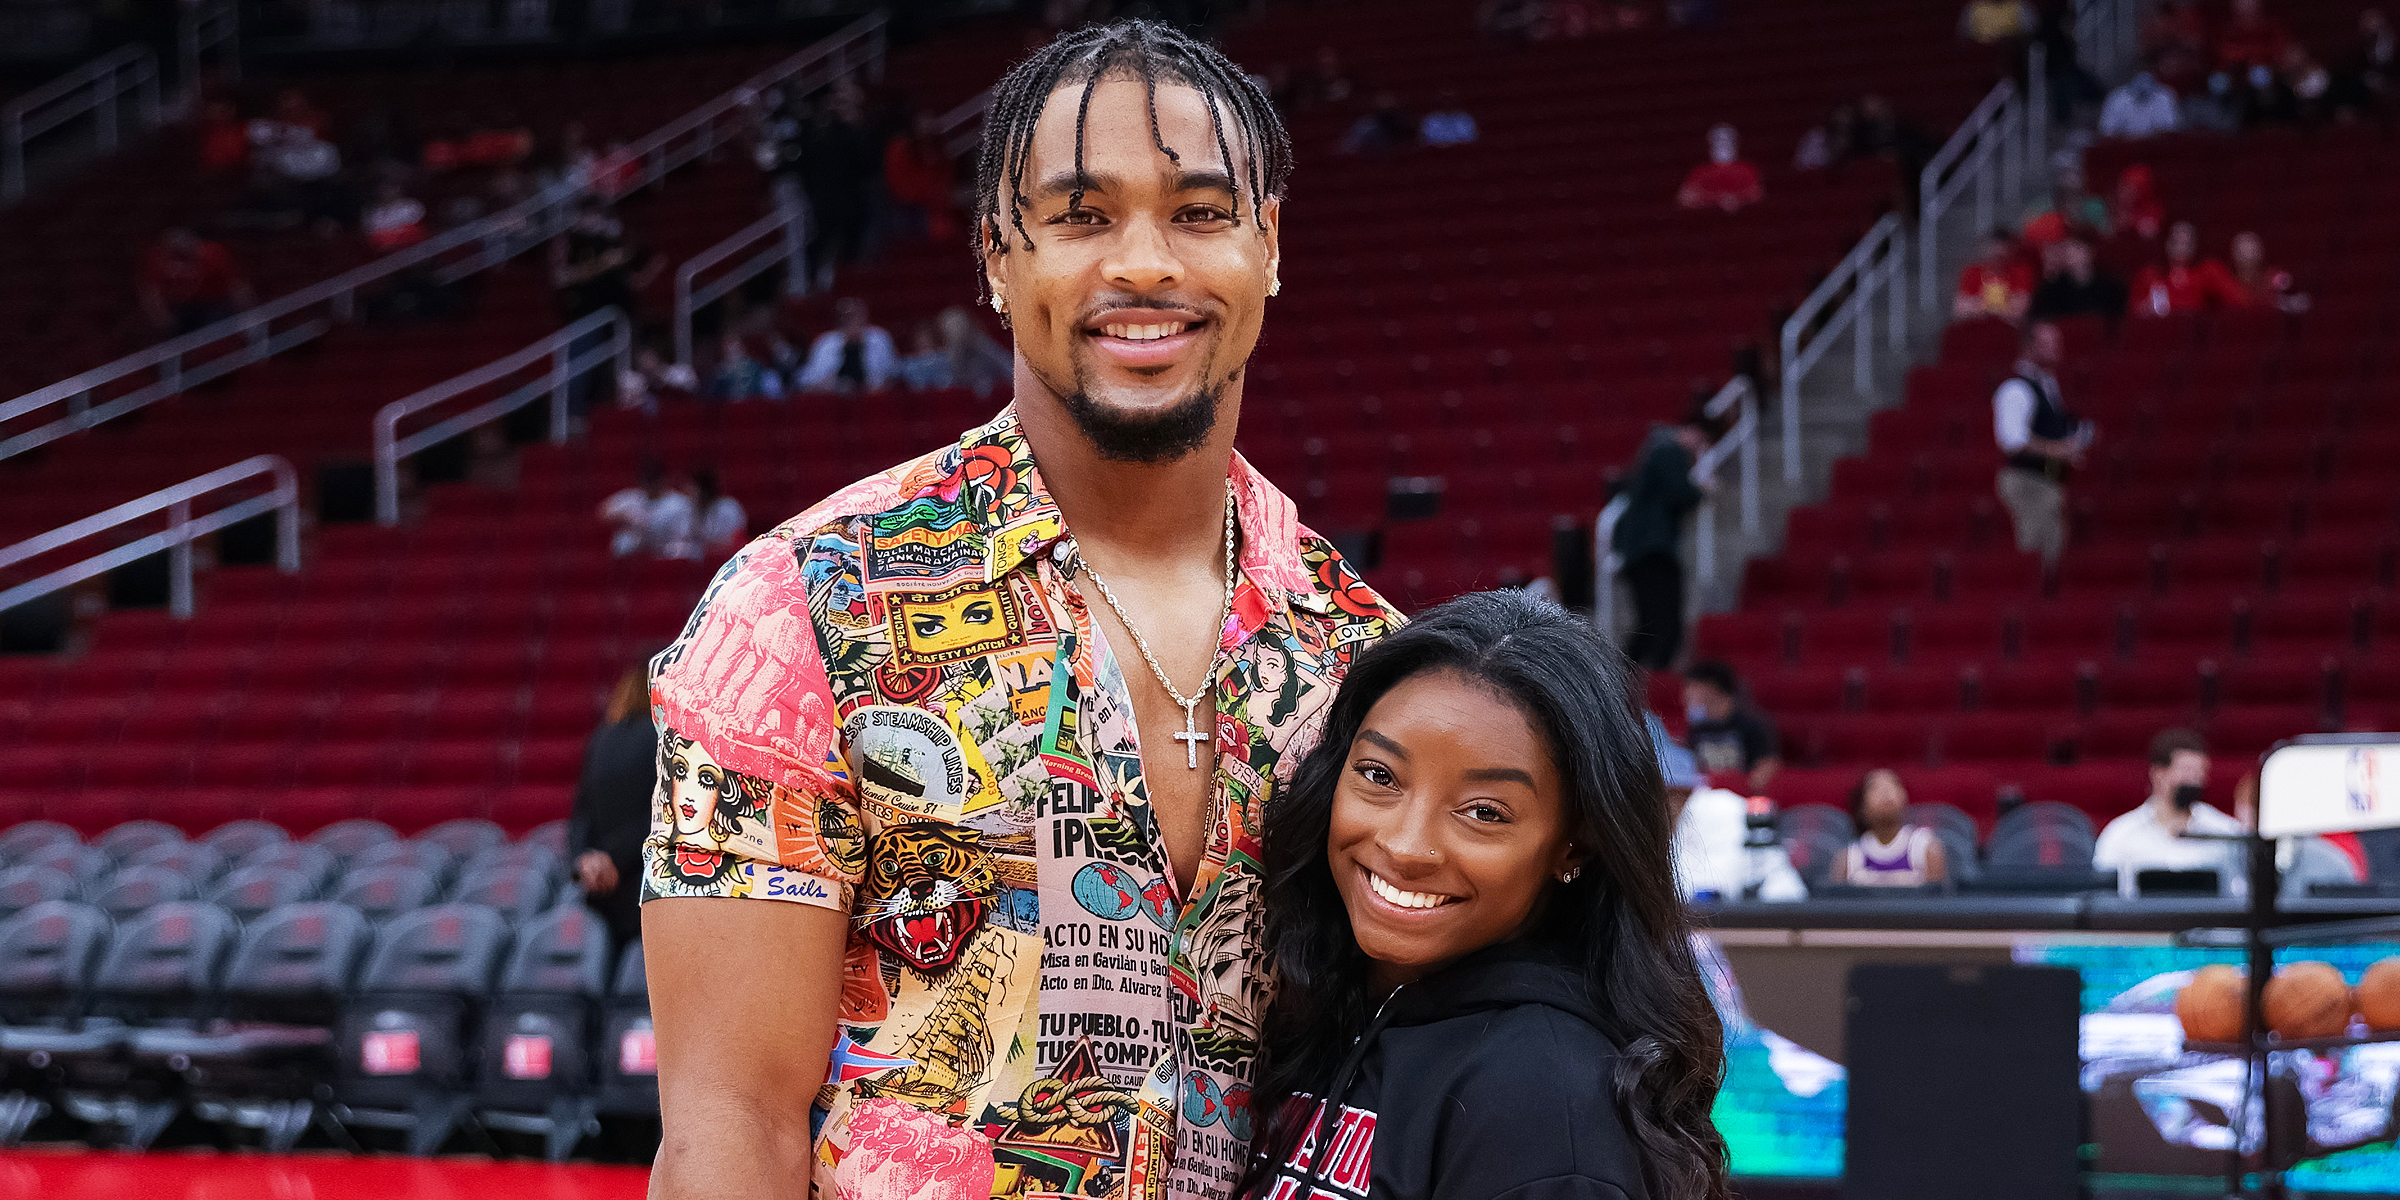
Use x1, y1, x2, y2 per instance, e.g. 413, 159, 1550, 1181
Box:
1256, 940, 1654, 1200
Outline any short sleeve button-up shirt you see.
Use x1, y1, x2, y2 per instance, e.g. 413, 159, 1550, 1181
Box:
641, 408, 1397, 1200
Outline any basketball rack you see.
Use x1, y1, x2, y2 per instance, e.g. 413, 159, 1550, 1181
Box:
2171, 734, 2400, 1199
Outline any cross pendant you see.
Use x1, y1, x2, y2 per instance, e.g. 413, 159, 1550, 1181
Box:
1171, 699, 1209, 769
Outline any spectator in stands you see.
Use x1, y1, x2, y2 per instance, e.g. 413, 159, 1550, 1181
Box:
2028, 235, 2129, 322
1959, 0, 2036, 46
2215, 0, 2294, 76
1682, 659, 1782, 792
136, 227, 255, 336
2109, 163, 2166, 242
1338, 92, 1415, 155
599, 461, 696, 558
1677, 123, 1763, 212
551, 200, 639, 323
270, 87, 331, 140
197, 99, 247, 175
708, 333, 777, 401
1290, 46, 1355, 108
1418, 90, 1479, 147
1612, 409, 1717, 669
617, 344, 698, 414
1992, 319, 2093, 568
1664, 719, 1807, 903
2328, 8, 2397, 122
1953, 229, 2036, 324
2020, 164, 2113, 251
755, 88, 813, 298
2100, 66, 2184, 138
799, 85, 881, 291
798, 297, 898, 394
2131, 220, 2247, 316
1830, 769, 1948, 887
362, 179, 430, 253
2094, 728, 2243, 887
883, 111, 960, 245
687, 468, 748, 558
251, 120, 352, 233
2229, 230, 2309, 312
898, 306, 1013, 397
571, 660, 658, 949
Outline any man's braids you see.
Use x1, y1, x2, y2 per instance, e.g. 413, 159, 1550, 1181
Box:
972, 19, 1291, 296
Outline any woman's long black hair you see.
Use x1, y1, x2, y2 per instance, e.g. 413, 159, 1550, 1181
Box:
1248, 590, 1731, 1200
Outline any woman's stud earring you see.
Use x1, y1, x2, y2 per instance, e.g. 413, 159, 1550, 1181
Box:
1559, 866, 1581, 883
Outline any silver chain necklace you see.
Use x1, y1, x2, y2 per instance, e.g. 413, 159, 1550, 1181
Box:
1068, 482, 1239, 769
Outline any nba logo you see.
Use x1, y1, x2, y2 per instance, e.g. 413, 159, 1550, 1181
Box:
2348, 748, 2379, 814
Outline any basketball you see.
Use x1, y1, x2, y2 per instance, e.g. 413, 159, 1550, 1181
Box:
2177, 964, 2248, 1044
2359, 959, 2400, 1031
2263, 961, 2355, 1041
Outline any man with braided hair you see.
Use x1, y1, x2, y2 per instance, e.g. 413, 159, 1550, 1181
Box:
642, 19, 1397, 1200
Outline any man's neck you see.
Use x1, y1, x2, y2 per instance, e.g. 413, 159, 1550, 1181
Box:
1015, 390, 1242, 566
2146, 792, 2191, 834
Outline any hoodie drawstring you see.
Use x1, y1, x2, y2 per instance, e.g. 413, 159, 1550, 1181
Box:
1293, 985, 1404, 1200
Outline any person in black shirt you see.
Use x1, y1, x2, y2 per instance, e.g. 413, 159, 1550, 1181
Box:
1249, 592, 1729, 1200
1681, 659, 1781, 792
1611, 408, 1719, 670
569, 661, 661, 951
800, 83, 882, 292
2027, 236, 2128, 324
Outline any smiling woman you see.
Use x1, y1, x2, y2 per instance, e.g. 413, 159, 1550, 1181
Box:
1250, 591, 1732, 1200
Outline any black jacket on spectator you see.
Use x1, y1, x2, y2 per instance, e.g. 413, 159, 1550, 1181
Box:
569, 712, 658, 948
2030, 270, 2127, 323
1611, 427, 1703, 564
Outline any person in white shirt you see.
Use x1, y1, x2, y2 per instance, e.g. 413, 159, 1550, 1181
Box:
798, 297, 898, 393
598, 463, 696, 558
2094, 727, 2244, 892
1659, 717, 1806, 903
1992, 320, 2095, 568
1418, 90, 1479, 147
2100, 70, 2183, 139
686, 467, 748, 558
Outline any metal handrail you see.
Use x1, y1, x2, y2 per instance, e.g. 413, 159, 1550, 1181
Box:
0, 455, 299, 619
1, 44, 162, 203
673, 209, 796, 368
179, 0, 241, 103
1592, 376, 1759, 637
0, 11, 888, 465
1692, 375, 1760, 593
672, 81, 988, 367
1777, 212, 1907, 485
1917, 76, 2029, 311
373, 307, 632, 525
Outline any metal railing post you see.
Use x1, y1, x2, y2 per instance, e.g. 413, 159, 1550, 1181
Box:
275, 463, 301, 572
549, 341, 572, 443
375, 411, 401, 527
1780, 326, 1803, 485
1888, 245, 1908, 353
1854, 265, 1875, 397
2026, 43, 2049, 185
167, 498, 193, 617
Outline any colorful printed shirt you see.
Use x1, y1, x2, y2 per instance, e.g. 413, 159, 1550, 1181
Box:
641, 408, 1397, 1200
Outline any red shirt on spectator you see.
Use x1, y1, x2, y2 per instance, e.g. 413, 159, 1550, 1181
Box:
2217, 13, 2293, 70
2130, 259, 2246, 315
1955, 259, 2037, 318
140, 238, 241, 306
1678, 161, 1763, 211
198, 104, 247, 174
